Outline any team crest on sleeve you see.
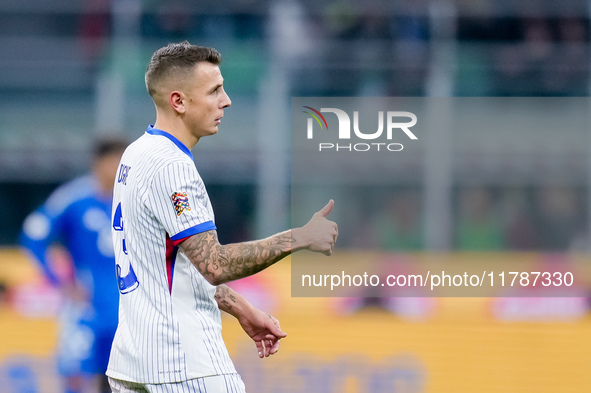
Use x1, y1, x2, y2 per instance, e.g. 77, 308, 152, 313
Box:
171, 192, 191, 216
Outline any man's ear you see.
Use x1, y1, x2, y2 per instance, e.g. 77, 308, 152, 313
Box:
169, 91, 185, 114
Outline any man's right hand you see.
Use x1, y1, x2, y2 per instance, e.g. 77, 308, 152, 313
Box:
181, 200, 338, 285
292, 199, 338, 255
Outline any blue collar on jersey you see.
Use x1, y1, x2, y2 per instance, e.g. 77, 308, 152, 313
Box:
146, 125, 194, 160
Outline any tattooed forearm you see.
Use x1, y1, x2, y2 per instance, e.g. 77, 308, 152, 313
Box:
214, 284, 238, 312
179, 229, 293, 285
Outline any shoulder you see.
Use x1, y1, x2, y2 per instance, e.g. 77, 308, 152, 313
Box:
45, 175, 98, 216
126, 133, 194, 169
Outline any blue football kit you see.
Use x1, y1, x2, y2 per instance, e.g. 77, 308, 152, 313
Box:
20, 175, 119, 376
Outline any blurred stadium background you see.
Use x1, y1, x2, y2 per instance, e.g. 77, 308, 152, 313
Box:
1, 0, 591, 392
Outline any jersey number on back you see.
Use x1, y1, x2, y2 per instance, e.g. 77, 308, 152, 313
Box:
113, 202, 139, 294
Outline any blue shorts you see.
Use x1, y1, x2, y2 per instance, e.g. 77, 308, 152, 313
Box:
56, 301, 116, 376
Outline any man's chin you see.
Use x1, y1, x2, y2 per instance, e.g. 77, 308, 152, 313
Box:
199, 128, 218, 138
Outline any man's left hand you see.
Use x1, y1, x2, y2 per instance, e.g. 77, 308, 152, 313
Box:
237, 308, 286, 358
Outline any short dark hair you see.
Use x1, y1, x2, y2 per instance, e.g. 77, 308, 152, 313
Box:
93, 136, 128, 159
145, 41, 222, 97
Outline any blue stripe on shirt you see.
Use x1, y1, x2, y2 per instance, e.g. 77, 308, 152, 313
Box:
170, 221, 216, 243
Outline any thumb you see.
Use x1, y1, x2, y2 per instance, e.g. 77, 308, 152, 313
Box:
315, 199, 334, 218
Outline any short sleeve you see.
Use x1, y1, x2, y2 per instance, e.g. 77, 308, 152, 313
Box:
147, 161, 216, 242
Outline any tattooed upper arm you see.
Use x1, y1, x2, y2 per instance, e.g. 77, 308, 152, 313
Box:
178, 230, 224, 285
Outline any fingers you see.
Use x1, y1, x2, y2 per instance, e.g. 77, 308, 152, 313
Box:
315, 199, 334, 218
323, 223, 339, 256
332, 226, 339, 253
314, 209, 339, 256
265, 339, 273, 356
256, 315, 285, 359
255, 340, 264, 358
263, 337, 280, 356
270, 338, 280, 355
256, 337, 281, 358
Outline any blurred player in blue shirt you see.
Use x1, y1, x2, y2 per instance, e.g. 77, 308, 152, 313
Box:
20, 137, 128, 393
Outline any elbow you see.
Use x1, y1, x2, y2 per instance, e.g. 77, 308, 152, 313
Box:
207, 275, 228, 286
189, 257, 227, 286
190, 261, 229, 286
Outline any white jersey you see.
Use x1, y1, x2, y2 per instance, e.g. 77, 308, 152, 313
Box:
106, 126, 237, 384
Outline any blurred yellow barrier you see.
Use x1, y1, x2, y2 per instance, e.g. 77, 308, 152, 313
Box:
0, 248, 590, 392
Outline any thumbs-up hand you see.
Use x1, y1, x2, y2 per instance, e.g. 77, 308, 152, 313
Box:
292, 200, 338, 256
314, 199, 334, 218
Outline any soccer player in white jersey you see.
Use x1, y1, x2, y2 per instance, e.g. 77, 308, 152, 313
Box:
107, 42, 338, 393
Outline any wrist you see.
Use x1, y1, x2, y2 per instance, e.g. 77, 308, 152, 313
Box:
290, 228, 307, 252
232, 298, 255, 321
